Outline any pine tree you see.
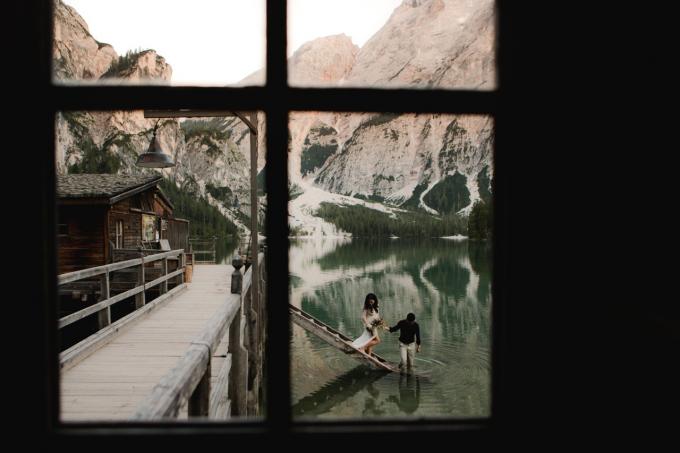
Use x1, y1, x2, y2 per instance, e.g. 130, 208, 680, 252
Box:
468, 201, 490, 240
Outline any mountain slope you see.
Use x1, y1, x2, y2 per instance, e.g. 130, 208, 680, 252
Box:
52, 0, 495, 237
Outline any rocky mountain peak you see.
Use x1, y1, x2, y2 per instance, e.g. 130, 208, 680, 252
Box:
102, 49, 173, 82
238, 34, 359, 87
53, 0, 118, 80
289, 34, 359, 86
347, 0, 495, 89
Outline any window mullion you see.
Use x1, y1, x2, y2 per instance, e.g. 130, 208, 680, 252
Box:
264, 0, 292, 431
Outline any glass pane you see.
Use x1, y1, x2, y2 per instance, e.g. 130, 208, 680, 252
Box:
56, 109, 266, 422
289, 112, 493, 419
288, 0, 495, 89
53, 0, 265, 86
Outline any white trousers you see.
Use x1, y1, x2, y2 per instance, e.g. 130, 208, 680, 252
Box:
399, 341, 416, 368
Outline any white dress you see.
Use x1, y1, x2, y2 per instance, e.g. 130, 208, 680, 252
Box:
351, 309, 381, 349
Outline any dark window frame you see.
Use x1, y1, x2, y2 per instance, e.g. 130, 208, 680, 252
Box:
115, 219, 124, 249
27, 0, 512, 440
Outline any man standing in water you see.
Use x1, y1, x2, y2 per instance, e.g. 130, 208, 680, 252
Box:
388, 313, 421, 371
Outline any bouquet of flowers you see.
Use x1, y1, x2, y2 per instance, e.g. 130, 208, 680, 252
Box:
371, 318, 388, 331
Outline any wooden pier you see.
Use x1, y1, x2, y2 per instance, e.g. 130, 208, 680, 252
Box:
60, 254, 266, 421
289, 304, 400, 372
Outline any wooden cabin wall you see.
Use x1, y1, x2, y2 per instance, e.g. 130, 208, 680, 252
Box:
57, 205, 107, 274
108, 198, 142, 254
58, 187, 186, 272
139, 192, 154, 213
166, 219, 189, 252
153, 192, 173, 217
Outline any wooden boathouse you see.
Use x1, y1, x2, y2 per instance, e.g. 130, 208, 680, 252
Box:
57, 173, 189, 274
56, 174, 191, 349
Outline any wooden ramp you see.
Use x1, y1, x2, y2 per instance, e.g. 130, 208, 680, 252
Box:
289, 304, 399, 373
61, 264, 234, 421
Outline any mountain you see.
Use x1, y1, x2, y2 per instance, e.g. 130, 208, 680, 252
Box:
345, 0, 495, 89
52, 0, 495, 237
282, 0, 495, 234
238, 34, 359, 87
53, 0, 117, 80
53, 0, 257, 233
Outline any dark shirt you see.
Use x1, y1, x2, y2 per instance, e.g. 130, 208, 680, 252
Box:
389, 320, 421, 345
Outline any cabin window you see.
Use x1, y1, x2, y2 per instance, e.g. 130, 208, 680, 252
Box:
42, 0, 506, 439
142, 215, 158, 242
115, 220, 124, 249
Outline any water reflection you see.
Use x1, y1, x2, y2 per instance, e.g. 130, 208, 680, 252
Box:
387, 373, 421, 415
290, 237, 491, 418
292, 366, 389, 417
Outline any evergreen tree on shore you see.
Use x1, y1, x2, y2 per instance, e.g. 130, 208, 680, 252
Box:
467, 201, 491, 240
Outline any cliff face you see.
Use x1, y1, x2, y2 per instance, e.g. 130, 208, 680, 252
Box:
53, 0, 495, 235
54, 0, 176, 177
346, 0, 495, 90
283, 0, 495, 225
237, 34, 359, 87
52, 0, 117, 80
312, 114, 493, 213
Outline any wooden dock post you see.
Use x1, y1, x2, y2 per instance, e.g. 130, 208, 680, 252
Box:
135, 256, 146, 309
160, 258, 168, 294
188, 357, 211, 417
228, 307, 248, 416
97, 271, 111, 330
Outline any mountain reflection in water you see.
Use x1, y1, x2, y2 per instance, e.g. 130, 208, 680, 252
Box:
290, 237, 491, 418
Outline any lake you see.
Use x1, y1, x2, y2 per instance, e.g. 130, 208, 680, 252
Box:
289, 237, 492, 419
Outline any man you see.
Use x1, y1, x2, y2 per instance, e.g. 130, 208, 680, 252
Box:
388, 313, 421, 371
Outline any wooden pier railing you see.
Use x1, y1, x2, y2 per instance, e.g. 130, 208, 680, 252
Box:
58, 249, 187, 370
133, 253, 266, 420
189, 237, 217, 264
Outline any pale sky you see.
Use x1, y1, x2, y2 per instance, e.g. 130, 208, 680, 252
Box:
63, 0, 402, 85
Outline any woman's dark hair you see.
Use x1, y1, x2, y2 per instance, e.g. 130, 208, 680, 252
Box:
363, 293, 379, 312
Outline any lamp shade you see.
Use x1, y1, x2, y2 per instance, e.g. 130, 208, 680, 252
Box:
136, 132, 175, 168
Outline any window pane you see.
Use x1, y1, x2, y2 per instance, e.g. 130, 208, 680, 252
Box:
288, 0, 495, 89
289, 112, 493, 419
56, 109, 266, 422
53, 0, 266, 86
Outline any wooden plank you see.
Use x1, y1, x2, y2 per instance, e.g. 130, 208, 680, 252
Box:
289, 304, 398, 372
194, 297, 240, 353
161, 258, 168, 294
58, 250, 184, 285
209, 354, 231, 419
97, 273, 111, 330
143, 250, 185, 263
59, 285, 145, 328
145, 269, 184, 291
59, 258, 143, 284
60, 284, 187, 371
61, 264, 243, 420
143, 110, 256, 135
188, 357, 210, 417
132, 345, 210, 419
131, 287, 240, 419
135, 260, 145, 309
228, 312, 248, 416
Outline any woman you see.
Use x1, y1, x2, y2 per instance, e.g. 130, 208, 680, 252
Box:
351, 293, 385, 355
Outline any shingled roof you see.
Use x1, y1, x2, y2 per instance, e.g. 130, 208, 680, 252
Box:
57, 174, 163, 201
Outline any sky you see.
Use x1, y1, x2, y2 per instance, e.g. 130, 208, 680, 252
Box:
63, 0, 402, 85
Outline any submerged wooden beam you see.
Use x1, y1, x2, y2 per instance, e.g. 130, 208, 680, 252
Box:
289, 304, 399, 373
